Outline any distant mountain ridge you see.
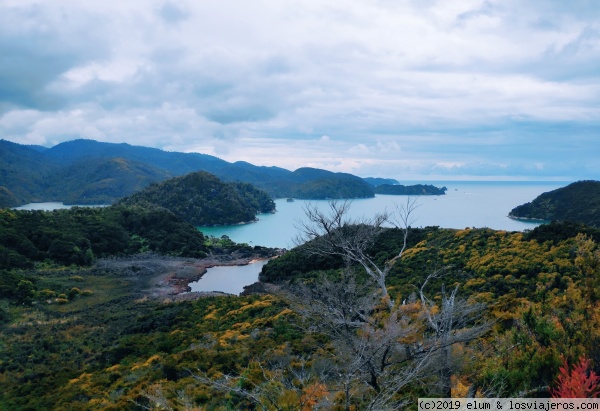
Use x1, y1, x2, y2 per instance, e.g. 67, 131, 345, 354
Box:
0, 139, 445, 207
509, 180, 600, 228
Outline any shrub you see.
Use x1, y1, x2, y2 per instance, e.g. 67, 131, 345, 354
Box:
552, 356, 600, 398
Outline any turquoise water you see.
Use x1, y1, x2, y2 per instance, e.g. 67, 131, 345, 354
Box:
188, 260, 269, 294
199, 181, 568, 249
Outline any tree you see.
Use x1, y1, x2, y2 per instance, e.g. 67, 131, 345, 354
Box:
296, 198, 419, 310
288, 200, 489, 404
16, 279, 35, 305
419, 269, 489, 397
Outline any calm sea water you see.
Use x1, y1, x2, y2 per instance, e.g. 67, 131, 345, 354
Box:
188, 260, 269, 295
199, 181, 568, 249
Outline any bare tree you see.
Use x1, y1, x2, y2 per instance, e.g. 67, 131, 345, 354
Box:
419, 269, 490, 397
291, 199, 490, 401
296, 197, 419, 310
279, 266, 425, 406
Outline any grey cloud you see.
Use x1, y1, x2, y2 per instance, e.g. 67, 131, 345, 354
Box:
0, 5, 109, 111
0, 0, 598, 181
157, 2, 190, 25
455, 1, 495, 27
534, 26, 600, 81
205, 104, 276, 125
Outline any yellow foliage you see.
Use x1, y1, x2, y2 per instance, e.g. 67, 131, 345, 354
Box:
217, 329, 248, 346
464, 278, 485, 288
225, 298, 274, 316
203, 308, 219, 320
272, 308, 293, 320
232, 321, 252, 330
88, 398, 109, 406
455, 228, 472, 238
144, 354, 161, 366
451, 375, 470, 398
68, 373, 92, 384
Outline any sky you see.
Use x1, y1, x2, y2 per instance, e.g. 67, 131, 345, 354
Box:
1, 0, 599, 181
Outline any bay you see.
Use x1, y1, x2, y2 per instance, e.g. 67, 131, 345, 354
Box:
187, 260, 269, 295
199, 181, 568, 249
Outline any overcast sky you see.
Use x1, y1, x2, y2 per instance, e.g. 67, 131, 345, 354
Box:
1, 0, 599, 181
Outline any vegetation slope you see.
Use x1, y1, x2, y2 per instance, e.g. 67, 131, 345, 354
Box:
2, 215, 600, 409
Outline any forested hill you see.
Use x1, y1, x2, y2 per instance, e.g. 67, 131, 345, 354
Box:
117, 171, 276, 226
509, 180, 600, 227
374, 183, 447, 195
0, 139, 445, 206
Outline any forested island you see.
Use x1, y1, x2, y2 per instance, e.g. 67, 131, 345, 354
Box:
373, 183, 447, 196
510, 180, 600, 227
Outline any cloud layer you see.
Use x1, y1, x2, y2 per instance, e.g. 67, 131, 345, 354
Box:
1, 0, 599, 180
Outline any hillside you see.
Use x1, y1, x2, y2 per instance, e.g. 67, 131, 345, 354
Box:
117, 171, 276, 226
0, 139, 446, 206
2, 220, 600, 409
0, 139, 58, 206
509, 180, 600, 227
363, 177, 400, 186
374, 183, 447, 195
47, 157, 173, 205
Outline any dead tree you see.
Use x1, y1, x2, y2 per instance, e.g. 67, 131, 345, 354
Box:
419, 269, 491, 397
296, 198, 419, 310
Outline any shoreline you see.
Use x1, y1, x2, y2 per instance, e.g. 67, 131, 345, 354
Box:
507, 214, 549, 223
98, 252, 282, 301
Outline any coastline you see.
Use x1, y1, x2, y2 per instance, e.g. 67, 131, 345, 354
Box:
507, 214, 549, 223
103, 252, 282, 301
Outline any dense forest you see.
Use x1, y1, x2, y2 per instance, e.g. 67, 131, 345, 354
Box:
373, 183, 447, 196
510, 180, 600, 228
2, 200, 600, 409
117, 172, 276, 226
0, 139, 446, 206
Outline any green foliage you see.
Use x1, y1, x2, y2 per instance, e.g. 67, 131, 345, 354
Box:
3, 208, 600, 407
290, 177, 375, 199
0, 302, 10, 324
510, 180, 600, 228
524, 221, 600, 244
0, 205, 209, 278
118, 171, 276, 226
373, 183, 447, 195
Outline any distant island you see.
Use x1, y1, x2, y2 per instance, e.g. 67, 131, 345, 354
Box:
373, 183, 447, 196
509, 180, 600, 228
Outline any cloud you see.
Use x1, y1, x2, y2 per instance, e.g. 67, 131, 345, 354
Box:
0, 0, 598, 181
157, 1, 190, 25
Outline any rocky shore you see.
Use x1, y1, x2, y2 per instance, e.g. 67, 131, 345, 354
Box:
95, 251, 282, 302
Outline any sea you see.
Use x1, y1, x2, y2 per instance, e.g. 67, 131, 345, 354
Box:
198, 181, 568, 249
